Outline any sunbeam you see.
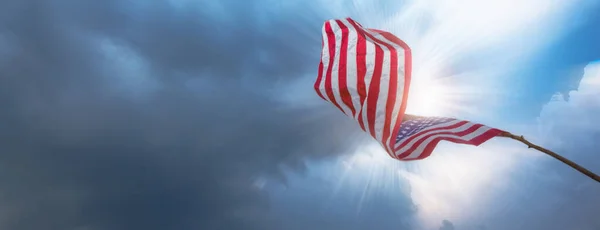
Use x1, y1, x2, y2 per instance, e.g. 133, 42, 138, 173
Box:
274, 0, 592, 228
306, 0, 590, 228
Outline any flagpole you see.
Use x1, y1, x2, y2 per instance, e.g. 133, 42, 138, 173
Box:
500, 132, 600, 183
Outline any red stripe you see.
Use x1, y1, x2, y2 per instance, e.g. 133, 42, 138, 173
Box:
395, 120, 467, 158
399, 124, 484, 159
401, 128, 503, 161
366, 41, 383, 138
346, 19, 368, 131
324, 21, 344, 112
376, 31, 412, 154
314, 37, 326, 100
395, 120, 465, 150
335, 20, 356, 116
356, 26, 367, 105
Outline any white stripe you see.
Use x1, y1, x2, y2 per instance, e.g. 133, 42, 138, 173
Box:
396, 121, 475, 154
340, 19, 362, 120
394, 119, 462, 148
361, 34, 376, 135
388, 59, 405, 146
373, 39, 391, 142
318, 22, 331, 102
402, 125, 493, 160
329, 20, 352, 116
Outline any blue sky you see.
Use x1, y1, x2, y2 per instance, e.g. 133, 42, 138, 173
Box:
502, 5, 600, 121
0, 0, 599, 230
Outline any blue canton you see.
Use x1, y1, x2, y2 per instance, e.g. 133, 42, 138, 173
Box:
395, 117, 455, 143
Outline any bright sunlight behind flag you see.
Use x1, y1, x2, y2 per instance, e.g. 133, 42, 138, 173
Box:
315, 18, 504, 160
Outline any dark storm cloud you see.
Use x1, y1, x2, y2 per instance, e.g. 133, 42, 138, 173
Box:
439, 220, 454, 230
0, 0, 372, 229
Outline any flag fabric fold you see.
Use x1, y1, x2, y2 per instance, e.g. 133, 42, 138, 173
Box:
395, 115, 504, 160
314, 17, 504, 160
314, 17, 412, 158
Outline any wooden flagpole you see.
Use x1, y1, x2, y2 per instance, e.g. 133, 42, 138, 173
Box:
500, 132, 600, 183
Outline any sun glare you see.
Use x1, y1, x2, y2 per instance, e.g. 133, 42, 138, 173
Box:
405, 75, 447, 116
404, 61, 454, 117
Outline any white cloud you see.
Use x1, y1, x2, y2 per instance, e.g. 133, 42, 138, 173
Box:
403, 61, 600, 230
538, 61, 600, 147
415, 61, 600, 229
472, 61, 600, 230
393, 0, 593, 118
356, 1, 597, 228
397, 140, 529, 229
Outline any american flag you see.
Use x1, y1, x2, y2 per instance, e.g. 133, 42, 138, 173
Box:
314, 18, 504, 160
394, 115, 503, 160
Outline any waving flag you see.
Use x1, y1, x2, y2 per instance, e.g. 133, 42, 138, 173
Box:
314, 17, 600, 182
314, 17, 412, 158
314, 17, 503, 160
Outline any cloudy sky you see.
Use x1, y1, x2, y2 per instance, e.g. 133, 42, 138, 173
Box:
1, 0, 599, 230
